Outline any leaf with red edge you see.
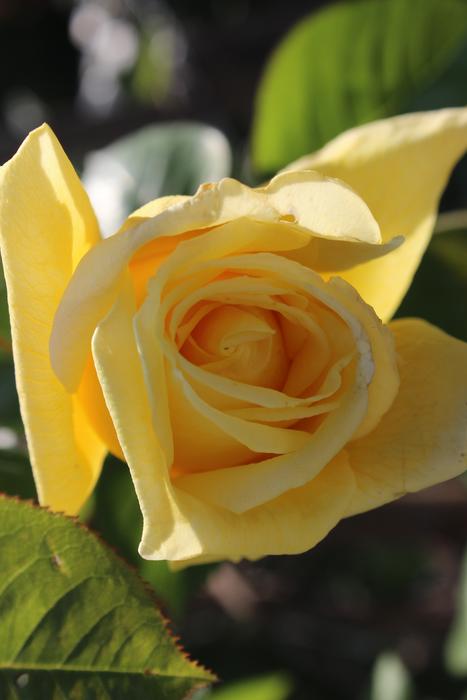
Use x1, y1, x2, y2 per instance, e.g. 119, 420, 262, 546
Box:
0, 495, 215, 699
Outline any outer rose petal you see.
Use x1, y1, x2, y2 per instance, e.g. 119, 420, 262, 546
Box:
0, 124, 106, 513
92, 282, 356, 563
118, 195, 189, 234
284, 107, 467, 321
51, 170, 380, 391
346, 319, 467, 516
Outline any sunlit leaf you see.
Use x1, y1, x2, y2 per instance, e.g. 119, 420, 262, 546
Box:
252, 0, 467, 174
0, 495, 214, 698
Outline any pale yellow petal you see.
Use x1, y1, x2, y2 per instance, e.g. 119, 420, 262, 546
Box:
92, 281, 357, 563
177, 351, 349, 411
173, 351, 368, 514
77, 356, 124, 461
163, 249, 396, 442
0, 124, 105, 513
51, 173, 380, 390
167, 369, 258, 472
117, 195, 189, 234
173, 369, 363, 514
284, 234, 403, 274
51, 188, 288, 390
147, 451, 356, 564
135, 248, 371, 510
93, 274, 354, 561
226, 400, 338, 422
346, 319, 467, 516
193, 306, 289, 390
136, 267, 311, 473
263, 170, 380, 243
171, 369, 312, 454
284, 108, 467, 320
326, 277, 399, 439
92, 280, 176, 540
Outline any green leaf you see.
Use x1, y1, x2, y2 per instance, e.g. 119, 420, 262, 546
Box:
0, 670, 205, 700
91, 456, 215, 618
251, 0, 467, 174
203, 673, 292, 700
370, 652, 413, 700
396, 230, 467, 341
0, 495, 214, 699
82, 122, 232, 236
446, 546, 467, 676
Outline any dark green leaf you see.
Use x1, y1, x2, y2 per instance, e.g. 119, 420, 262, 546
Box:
0, 670, 200, 700
82, 123, 232, 236
0, 495, 214, 698
251, 0, 467, 174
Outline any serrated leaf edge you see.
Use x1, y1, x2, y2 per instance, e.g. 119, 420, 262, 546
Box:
0, 494, 216, 683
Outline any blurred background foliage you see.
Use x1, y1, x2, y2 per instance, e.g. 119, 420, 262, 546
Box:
0, 0, 466, 698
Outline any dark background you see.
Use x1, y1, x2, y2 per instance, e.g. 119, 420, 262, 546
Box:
0, 0, 329, 164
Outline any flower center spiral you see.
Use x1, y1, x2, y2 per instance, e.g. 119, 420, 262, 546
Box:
181, 304, 288, 390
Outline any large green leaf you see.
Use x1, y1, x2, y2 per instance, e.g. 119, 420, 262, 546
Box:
82, 122, 232, 236
1, 671, 207, 700
0, 495, 214, 699
252, 0, 467, 174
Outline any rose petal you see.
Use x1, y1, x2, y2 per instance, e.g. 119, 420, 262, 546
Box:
0, 124, 105, 513
51, 173, 381, 391
346, 319, 467, 516
161, 247, 397, 441
118, 195, 189, 234
264, 170, 380, 242
326, 277, 399, 439
93, 278, 362, 530
162, 451, 355, 566
93, 289, 356, 562
284, 107, 467, 320
170, 369, 312, 455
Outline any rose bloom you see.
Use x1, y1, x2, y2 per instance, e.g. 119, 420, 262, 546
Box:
0, 109, 466, 566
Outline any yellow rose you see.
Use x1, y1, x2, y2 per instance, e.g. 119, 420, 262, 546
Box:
0, 108, 466, 567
